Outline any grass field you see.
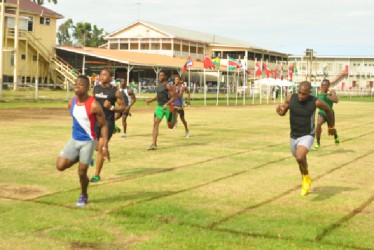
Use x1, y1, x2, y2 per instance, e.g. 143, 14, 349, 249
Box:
0, 100, 373, 250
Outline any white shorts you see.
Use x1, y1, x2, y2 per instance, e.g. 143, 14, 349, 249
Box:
290, 135, 314, 157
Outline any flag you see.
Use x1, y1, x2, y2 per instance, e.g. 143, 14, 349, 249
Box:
255, 62, 262, 76
289, 64, 294, 81
263, 62, 272, 78
213, 56, 221, 70
203, 56, 216, 70
182, 56, 193, 73
293, 63, 298, 74
273, 70, 278, 79
246, 69, 251, 75
227, 56, 241, 71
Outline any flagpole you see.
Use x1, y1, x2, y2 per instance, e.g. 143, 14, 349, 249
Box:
243, 56, 246, 106
252, 58, 256, 105
216, 70, 220, 106
226, 55, 229, 106
260, 59, 263, 104
203, 67, 206, 106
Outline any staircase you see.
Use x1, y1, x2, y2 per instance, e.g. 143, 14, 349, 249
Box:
8, 28, 79, 87
331, 71, 348, 86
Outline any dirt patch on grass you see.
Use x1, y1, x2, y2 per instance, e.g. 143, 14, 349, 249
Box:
0, 184, 49, 199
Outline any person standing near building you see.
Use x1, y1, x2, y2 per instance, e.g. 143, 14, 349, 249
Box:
115, 78, 136, 138
91, 67, 126, 182
145, 71, 176, 150
276, 81, 336, 196
56, 75, 109, 207
173, 76, 190, 137
313, 79, 340, 149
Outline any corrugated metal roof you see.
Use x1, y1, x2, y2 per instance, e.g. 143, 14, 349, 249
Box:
57, 46, 226, 70
107, 20, 284, 54
4, 0, 63, 19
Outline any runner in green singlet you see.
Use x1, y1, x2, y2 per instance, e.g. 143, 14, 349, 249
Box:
313, 79, 340, 149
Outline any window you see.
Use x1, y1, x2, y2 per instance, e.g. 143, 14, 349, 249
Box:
119, 43, 128, 50
21, 54, 26, 60
28, 17, 33, 31
40, 17, 50, 25
32, 55, 37, 61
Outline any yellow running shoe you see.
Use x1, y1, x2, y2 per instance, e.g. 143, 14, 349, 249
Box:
301, 174, 312, 196
312, 143, 320, 150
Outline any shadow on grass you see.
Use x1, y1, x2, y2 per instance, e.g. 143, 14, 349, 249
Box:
93, 191, 172, 204
116, 168, 173, 178
311, 186, 356, 201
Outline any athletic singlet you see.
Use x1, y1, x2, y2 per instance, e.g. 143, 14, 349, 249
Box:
156, 82, 170, 106
317, 89, 334, 115
173, 85, 183, 106
120, 88, 131, 106
289, 94, 316, 139
93, 85, 117, 121
70, 96, 96, 141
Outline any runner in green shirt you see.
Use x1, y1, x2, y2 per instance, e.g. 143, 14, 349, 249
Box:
313, 79, 340, 149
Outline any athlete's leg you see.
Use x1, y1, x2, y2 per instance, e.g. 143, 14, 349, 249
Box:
122, 114, 128, 134
152, 116, 162, 146
56, 139, 79, 171
78, 162, 89, 196
295, 145, 309, 175
179, 110, 188, 132
315, 114, 325, 145
56, 157, 77, 171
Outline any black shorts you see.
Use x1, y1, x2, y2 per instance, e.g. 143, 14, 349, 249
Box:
174, 106, 184, 117
318, 111, 335, 127
95, 119, 114, 140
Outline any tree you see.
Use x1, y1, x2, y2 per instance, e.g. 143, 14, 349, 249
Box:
33, 0, 57, 5
88, 25, 106, 47
57, 18, 73, 45
73, 22, 92, 46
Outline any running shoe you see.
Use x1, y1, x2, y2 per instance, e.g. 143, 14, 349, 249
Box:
121, 133, 127, 138
90, 175, 100, 183
301, 175, 312, 196
76, 194, 88, 207
335, 136, 340, 145
312, 143, 320, 150
148, 144, 157, 150
185, 130, 190, 138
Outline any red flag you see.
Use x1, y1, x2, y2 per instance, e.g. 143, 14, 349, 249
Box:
246, 69, 251, 75
289, 64, 294, 81
255, 62, 262, 76
203, 56, 216, 70
273, 70, 278, 79
263, 62, 272, 78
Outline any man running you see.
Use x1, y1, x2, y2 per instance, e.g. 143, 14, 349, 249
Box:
115, 78, 136, 138
276, 81, 336, 196
91, 67, 126, 182
145, 71, 176, 150
313, 79, 340, 149
173, 76, 190, 137
56, 75, 109, 207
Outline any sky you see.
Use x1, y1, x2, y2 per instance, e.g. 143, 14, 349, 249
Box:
44, 0, 374, 56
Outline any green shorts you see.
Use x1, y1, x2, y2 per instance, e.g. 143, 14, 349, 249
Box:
154, 105, 173, 122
